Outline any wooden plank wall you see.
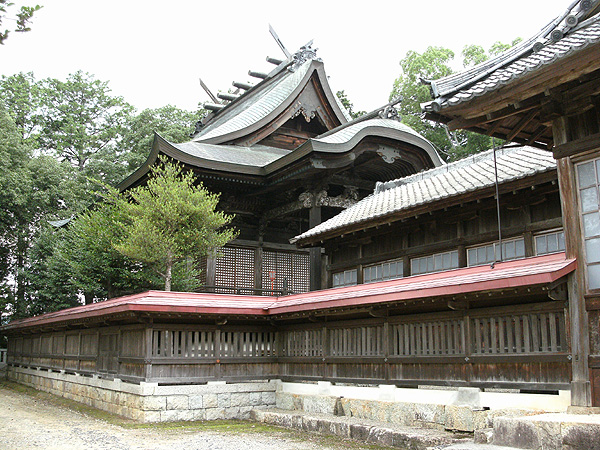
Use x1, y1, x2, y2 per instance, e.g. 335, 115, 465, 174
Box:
6, 302, 571, 389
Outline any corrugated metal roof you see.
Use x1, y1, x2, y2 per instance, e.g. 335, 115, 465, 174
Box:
194, 60, 313, 142
423, 4, 600, 111
269, 253, 574, 314
292, 146, 556, 243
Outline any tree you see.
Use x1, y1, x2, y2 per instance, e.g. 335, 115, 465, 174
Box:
390, 46, 459, 157
119, 105, 203, 178
0, 1, 41, 44
37, 71, 134, 174
61, 198, 161, 303
114, 159, 237, 291
336, 90, 366, 120
0, 106, 82, 319
390, 41, 519, 161
0, 72, 43, 144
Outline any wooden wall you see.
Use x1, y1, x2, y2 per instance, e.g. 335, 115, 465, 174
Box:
327, 180, 561, 279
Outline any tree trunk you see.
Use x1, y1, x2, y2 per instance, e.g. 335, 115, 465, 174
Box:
164, 255, 173, 292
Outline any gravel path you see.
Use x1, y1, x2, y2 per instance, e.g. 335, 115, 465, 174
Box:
0, 383, 379, 450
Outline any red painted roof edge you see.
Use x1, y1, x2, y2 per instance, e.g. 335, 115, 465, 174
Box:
0, 253, 574, 332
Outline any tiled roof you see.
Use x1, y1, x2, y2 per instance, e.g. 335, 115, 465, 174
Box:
0, 253, 574, 331
291, 146, 556, 243
423, 2, 600, 112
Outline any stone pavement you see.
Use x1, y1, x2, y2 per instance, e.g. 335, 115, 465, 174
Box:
491, 412, 600, 450
251, 408, 600, 450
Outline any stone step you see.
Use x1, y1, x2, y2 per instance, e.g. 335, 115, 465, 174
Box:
251, 407, 474, 449
492, 413, 600, 450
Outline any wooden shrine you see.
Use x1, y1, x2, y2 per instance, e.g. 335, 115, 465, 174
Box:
119, 45, 443, 294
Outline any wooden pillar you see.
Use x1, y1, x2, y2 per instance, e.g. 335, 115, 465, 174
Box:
254, 247, 263, 292
309, 205, 322, 291
554, 116, 592, 406
144, 323, 153, 381
206, 251, 216, 293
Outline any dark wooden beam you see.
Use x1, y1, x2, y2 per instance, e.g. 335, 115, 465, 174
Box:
553, 132, 600, 159
446, 100, 539, 132
506, 110, 539, 142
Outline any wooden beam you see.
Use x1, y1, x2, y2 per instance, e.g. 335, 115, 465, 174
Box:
553, 132, 600, 159
527, 124, 550, 146
447, 100, 539, 132
506, 110, 539, 142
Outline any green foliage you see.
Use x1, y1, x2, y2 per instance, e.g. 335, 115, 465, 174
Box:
0, 71, 208, 317
38, 70, 135, 173
335, 90, 366, 119
62, 196, 161, 302
0, 1, 41, 44
390, 46, 457, 156
24, 224, 80, 315
390, 41, 519, 161
462, 45, 487, 67
114, 158, 237, 291
119, 105, 203, 177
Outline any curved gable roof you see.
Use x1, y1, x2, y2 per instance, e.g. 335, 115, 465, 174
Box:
193, 58, 350, 145
311, 118, 443, 165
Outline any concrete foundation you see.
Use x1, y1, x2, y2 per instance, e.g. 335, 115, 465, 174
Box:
7, 366, 278, 422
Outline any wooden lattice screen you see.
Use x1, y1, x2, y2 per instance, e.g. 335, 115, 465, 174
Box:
471, 311, 567, 354
215, 246, 254, 293
329, 326, 384, 357
262, 250, 310, 294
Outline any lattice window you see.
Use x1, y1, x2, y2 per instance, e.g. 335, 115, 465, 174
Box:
364, 259, 403, 283
392, 320, 465, 356
471, 312, 566, 354
281, 329, 323, 357
262, 250, 309, 294
332, 269, 357, 287
215, 246, 254, 293
535, 230, 565, 256
467, 237, 525, 267
329, 326, 384, 356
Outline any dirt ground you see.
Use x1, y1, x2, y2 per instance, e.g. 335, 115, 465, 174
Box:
0, 381, 388, 450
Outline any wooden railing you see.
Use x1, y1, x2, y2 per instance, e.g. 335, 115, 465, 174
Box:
5, 302, 571, 390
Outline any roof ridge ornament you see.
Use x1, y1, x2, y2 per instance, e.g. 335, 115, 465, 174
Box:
288, 41, 321, 72
378, 97, 402, 121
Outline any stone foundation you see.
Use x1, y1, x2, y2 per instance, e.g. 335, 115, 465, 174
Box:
275, 381, 571, 432
7, 366, 278, 422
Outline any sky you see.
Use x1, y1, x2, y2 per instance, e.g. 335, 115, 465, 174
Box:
1, 0, 572, 114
